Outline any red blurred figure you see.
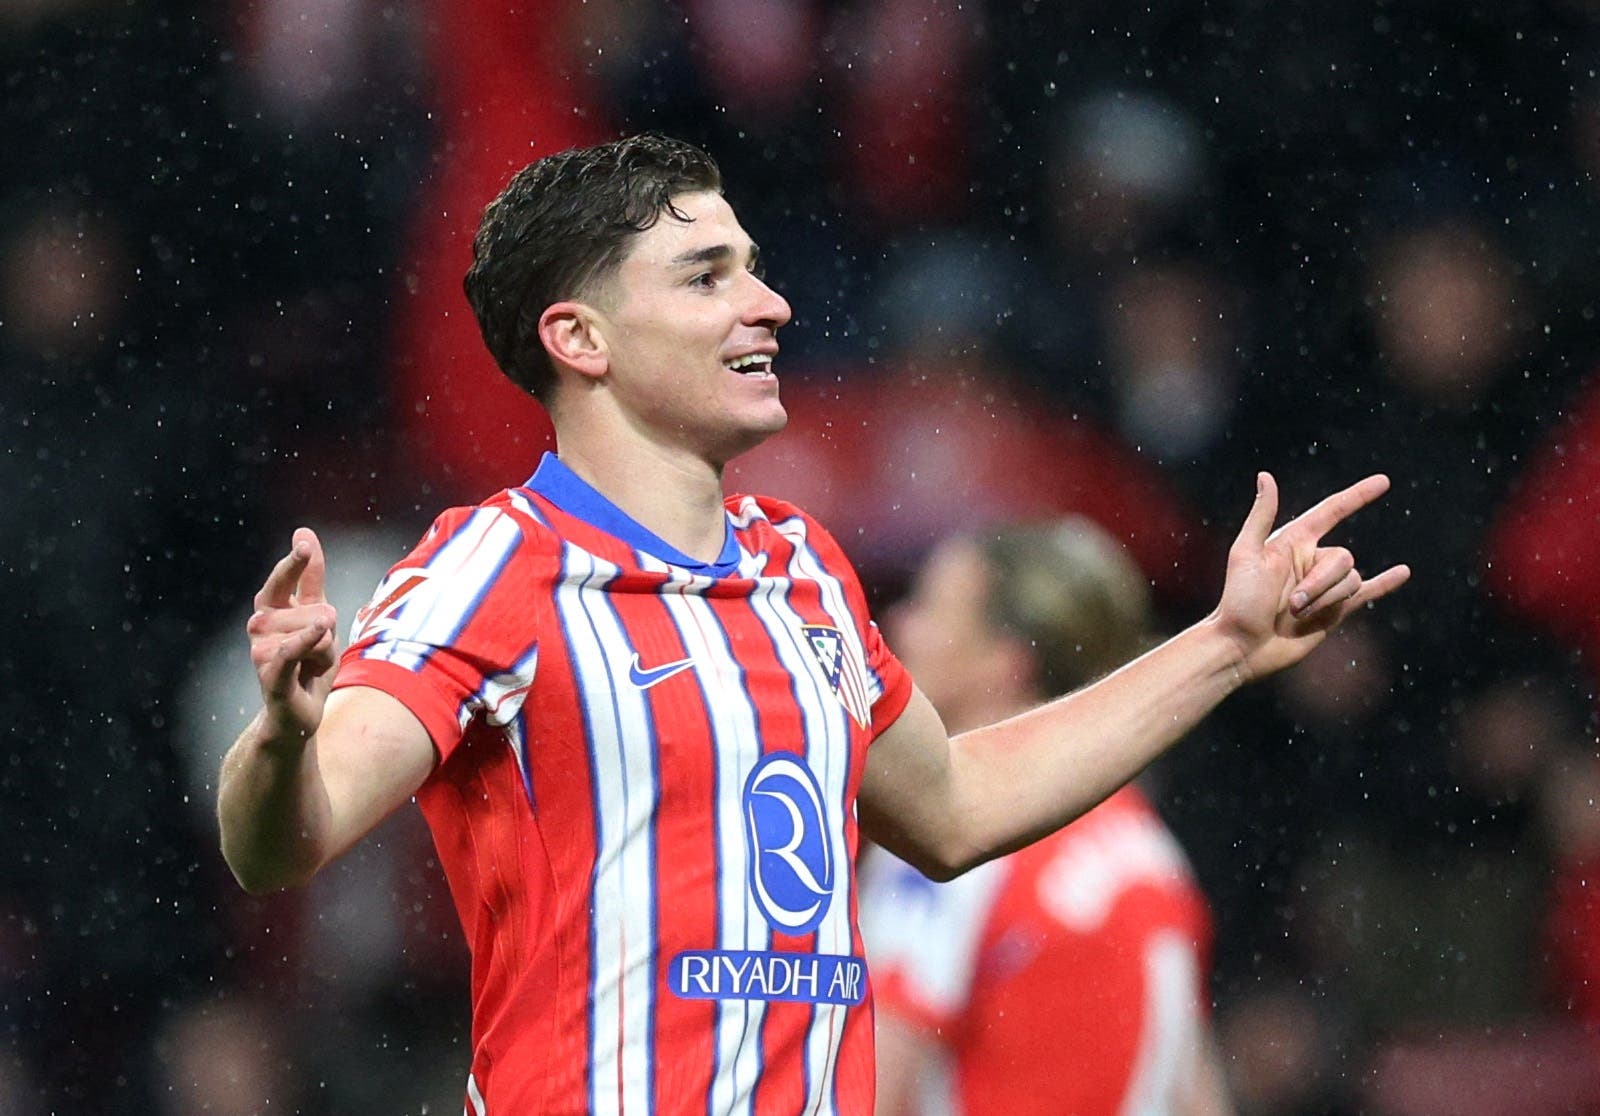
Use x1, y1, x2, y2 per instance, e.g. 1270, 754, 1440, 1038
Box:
388, 0, 609, 503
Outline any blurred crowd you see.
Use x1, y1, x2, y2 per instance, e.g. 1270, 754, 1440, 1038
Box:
5, 0, 1600, 1112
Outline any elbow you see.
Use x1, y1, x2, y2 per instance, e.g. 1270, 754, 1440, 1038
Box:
220, 836, 323, 895
894, 837, 985, 884
227, 860, 320, 896
926, 815, 997, 880
915, 859, 965, 884
867, 810, 990, 884
924, 850, 988, 883
230, 872, 285, 897
228, 864, 311, 896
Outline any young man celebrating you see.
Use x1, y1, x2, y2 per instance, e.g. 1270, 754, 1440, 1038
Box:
218, 134, 1408, 1115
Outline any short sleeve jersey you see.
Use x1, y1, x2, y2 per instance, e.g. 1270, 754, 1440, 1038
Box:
859, 786, 1214, 1116
334, 454, 914, 1116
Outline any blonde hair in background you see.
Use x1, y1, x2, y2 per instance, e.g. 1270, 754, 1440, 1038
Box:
979, 516, 1153, 697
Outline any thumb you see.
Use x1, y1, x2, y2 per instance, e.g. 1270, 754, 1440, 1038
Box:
1235, 471, 1279, 551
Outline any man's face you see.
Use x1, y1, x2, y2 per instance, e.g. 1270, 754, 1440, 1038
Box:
594, 190, 793, 465
888, 539, 1017, 732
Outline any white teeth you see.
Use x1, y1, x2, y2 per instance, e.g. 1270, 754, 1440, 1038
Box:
725, 354, 773, 372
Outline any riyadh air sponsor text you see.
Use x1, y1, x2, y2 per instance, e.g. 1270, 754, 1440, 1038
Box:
670, 950, 866, 1006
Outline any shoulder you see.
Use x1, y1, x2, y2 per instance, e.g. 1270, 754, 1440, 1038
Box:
348, 494, 565, 649
370, 493, 564, 601
421, 489, 565, 559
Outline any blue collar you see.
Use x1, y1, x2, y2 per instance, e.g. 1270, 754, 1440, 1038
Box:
525, 452, 742, 577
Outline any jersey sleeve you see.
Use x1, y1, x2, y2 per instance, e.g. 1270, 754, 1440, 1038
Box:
861, 615, 914, 736
333, 505, 555, 762
766, 496, 914, 736
857, 847, 1011, 1036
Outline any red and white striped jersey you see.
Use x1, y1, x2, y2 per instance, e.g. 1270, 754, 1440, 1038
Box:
334, 453, 913, 1116
859, 786, 1214, 1116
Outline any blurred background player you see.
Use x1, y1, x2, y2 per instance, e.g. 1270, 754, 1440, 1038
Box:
861, 517, 1234, 1116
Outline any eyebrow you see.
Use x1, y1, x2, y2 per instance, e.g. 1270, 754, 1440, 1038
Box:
669, 242, 762, 269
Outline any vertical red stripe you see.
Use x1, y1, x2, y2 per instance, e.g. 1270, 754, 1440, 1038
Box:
522, 601, 604, 1110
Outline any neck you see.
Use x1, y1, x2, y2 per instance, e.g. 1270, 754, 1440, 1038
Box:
555, 436, 730, 563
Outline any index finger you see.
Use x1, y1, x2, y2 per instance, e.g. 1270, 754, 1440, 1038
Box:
293, 526, 327, 605
254, 538, 312, 611
1278, 474, 1391, 544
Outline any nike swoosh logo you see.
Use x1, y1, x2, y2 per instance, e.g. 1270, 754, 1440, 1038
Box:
628, 653, 696, 690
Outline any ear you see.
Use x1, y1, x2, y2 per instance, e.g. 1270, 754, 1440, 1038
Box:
538, 301, 608, 382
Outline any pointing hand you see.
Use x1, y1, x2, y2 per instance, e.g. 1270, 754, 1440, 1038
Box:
1213, 472, 1410, 681
247, 527, 340, 741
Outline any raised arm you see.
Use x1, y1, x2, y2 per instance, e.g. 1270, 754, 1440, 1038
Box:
860, 472, 1410, 879
217, 528, 436, 893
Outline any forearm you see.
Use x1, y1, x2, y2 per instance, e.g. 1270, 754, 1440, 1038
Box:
941, 616, 1243, 871
217, 710, 335, 894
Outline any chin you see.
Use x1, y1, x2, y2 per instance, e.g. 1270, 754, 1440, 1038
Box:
738, 394, 789, 436
712, 407, 789, 467
756, 401, 789, 434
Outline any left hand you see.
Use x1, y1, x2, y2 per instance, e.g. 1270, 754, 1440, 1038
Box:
1212, 471, 1410, 681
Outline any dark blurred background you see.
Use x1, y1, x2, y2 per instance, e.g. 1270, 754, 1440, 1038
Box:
5, 0, 1600, 1112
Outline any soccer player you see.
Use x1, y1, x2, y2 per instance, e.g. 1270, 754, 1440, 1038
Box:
217, 134, 1408, 1115
860, 518, 1233, 1116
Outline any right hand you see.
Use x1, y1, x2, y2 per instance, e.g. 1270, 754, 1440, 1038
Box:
247, 526, 340, 742
1210, 472, 1409, 682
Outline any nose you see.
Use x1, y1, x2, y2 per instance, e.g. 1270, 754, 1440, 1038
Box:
742, 271, 792, 331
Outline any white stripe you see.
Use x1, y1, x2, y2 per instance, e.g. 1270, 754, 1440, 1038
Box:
729, 495, 764, 531
554, 547, 657, 1116
506, 489, 542, 522
639, 553, 769, 1116
1120, 932, 1205, 1116
465, 1071, 487, 1116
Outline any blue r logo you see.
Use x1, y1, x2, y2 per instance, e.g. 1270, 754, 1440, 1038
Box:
743, 752, 835, 935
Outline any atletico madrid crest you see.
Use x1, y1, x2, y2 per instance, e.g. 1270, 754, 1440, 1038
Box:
802, 624, 872, 729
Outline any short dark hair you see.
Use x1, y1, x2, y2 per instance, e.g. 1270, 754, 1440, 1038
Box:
463, 133, 723, 401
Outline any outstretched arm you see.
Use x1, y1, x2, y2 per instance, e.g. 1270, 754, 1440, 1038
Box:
860, 472, 1410, 879
217, 528, 436, 893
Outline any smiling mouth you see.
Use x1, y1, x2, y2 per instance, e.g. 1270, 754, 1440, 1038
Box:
724, 354, 775, 377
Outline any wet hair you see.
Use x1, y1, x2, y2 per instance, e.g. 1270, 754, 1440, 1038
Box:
978, 516, 1153, 696
463, 133, 723, 401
